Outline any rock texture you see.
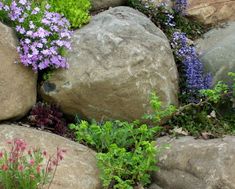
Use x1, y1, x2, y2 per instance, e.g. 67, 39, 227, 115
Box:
153, 136, 235, 189
91, 0, 127, 11
195, 22, 235, 85
0, 124, 101, 189
186, 0, 235, 25
40, 6, 179, 121
0, 22, 37, 121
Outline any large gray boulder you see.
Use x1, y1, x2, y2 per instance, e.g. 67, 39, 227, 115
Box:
196, 22, 235, 86
91, 0, 127, 11
0, 124, 101, 189
153, 136, 235, 189
0, 22, 37, 121
40, 7, 179, 122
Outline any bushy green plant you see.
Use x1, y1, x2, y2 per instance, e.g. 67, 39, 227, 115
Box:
165, 77, 235, 137
143, 92, 176, 124
48, 0, 91, 28
97, 143, 157, 189
69, 120, 161, 188
70, 120, 160, 152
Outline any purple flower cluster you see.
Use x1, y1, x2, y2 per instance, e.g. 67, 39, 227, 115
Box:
173, 0, 188, 14
0, 0, 72, 72
172, 32, 212, 101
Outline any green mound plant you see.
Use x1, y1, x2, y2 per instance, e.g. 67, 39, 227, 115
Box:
70, 119, 161, 188
48, 0, 91, 28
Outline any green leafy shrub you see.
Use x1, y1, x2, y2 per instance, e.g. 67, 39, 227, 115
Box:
48, 0, 91, 28
97, 143, 157, 189
143, 93, 176, 124
164, 76, 235, 137
69, 120, 161, 188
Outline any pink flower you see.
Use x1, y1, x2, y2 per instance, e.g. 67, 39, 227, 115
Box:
42, 150, 47, 157
1, 164, 8, 171
36, 165, 41, 173
18, 165, 24, 171
0, 151, 3, 158
29, 159, 35, 165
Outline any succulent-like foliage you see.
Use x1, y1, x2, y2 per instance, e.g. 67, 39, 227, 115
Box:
28, 102, 67, 135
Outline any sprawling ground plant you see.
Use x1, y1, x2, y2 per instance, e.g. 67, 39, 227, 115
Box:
0, 0, 72, 72
48, 0, 91, 29
0, 138, 66, 189
70, 119, 162, 188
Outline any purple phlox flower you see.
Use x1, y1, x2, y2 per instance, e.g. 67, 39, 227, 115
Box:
3, 5, 9, 11
173, 0, 188, 14
32, 7, 40, 14
19, 0, 27, 5
16, 26, 26, 34
0, 2, 3, 10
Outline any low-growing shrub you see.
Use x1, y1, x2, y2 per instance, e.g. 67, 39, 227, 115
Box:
48, 0, 91, 29
0, 138, 66, 189
28, 102, 67, 136
70, 120, 161, 188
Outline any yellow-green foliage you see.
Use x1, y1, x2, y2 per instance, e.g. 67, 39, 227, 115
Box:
48, 0, 91, 28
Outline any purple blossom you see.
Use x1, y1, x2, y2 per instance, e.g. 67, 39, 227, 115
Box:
172, 32, 212, 102
173, 0, 188, 14
0, 0, 72, 71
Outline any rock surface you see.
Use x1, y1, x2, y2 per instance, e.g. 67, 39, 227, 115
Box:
91, 0, 127, 11
195, 22, 235, 85
0, 124, 101, 189
40, 6, 179, 121
186, 0, 235, 25
153, 136, 235, 189
0, 22, 37, 121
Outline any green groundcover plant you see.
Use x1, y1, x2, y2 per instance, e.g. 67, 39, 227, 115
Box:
48, 0, 91, 29
70, 119, 162, 188
0, 138, 66, 189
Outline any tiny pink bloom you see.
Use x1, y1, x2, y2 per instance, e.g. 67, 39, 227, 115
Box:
18, 165, 24, 171
1, 164, 8, 171
29, 159, 35, 165
0, 151, 3, 158
36, 165, 41, 173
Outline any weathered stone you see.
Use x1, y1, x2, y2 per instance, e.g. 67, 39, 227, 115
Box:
0, 124, 101, 189
91, 0, 127, 11
186, 0, 235, 25
153, 136, 235, 189
148, 184, 163, 189
195, 22, 235, 86
0, 22, 37, 121
40, 6, 179, 122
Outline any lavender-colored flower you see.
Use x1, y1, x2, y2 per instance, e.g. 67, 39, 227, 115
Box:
0, 0, 72, 71
172, 32, 212, 102
173, 0, 188, 14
